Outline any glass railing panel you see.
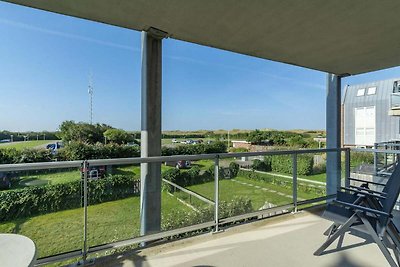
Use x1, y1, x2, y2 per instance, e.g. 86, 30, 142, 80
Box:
0, 167, 83, 258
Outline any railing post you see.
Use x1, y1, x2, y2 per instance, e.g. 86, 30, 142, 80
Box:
385, 144, 388, 171
345, 148, 351, 188
373, 143, 378, 175
292, 154, 298, 213
82, 160, 89, 263
214, 155, 220, 233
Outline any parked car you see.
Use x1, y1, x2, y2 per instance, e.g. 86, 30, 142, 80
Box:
171, 139, 178, 143
81, 166, 106, 180
0, 172, 12, 190
46, 142, 64, 154
165, 160, 191, 169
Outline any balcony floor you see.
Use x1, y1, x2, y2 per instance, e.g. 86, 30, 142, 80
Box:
95, 209, 390, 267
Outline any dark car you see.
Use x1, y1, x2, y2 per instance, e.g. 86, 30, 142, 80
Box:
165, 160, 191, 169
0, 172, 12, 189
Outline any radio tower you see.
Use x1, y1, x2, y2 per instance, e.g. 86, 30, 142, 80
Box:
88, 73, 94, 125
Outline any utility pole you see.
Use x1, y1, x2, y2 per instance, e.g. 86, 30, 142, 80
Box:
227, 130, 230, 150
88, 73, 94, 125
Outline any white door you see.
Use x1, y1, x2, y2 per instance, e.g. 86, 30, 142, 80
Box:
355, 106, 376, 146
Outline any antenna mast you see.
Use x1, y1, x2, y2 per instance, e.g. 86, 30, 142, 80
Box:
88, 73, 94, 125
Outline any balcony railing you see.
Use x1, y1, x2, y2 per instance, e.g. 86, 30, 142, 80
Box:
0, 148, 356, 265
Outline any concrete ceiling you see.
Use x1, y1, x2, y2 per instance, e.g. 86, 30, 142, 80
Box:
3, 0, 400, 75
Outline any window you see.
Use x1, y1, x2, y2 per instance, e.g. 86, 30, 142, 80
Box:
367, 86, 376, 95
394, 81, 400, 93
357, 88, 365, 96
355, 106, 375, 146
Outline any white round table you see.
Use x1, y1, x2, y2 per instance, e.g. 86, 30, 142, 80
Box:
0, 234, 36, 267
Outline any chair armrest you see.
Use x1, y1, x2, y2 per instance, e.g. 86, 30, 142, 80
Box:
348, 185, 387, 196
348, 177, 386, 186
334, 200, 391, 218
340, 187, 386, 200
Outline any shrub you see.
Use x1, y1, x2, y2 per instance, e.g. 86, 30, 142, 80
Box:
313, 162, 326, 174
161, 142, 227, 156
57, 142, 140, 160
252, 159, 271, 172
229, 162, 240, 178
0, 148, 53, 164
270, 155, 313, 175
162, 196, 253, 231
0, 175, 138, 221
229, 147, 249, 153
351, 152, 374, 165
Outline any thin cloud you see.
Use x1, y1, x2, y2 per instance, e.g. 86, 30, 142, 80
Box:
166, 54, 325, 90
0, 18, 139, 52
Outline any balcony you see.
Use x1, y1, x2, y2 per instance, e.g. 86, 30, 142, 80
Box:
96, 209, 391, 267
0, 147, 394, 266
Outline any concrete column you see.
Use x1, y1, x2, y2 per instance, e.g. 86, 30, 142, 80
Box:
140, 28, 167, 235
326, 74, 342, 196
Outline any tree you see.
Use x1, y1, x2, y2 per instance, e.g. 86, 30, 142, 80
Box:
103, 129, 134, 144
57, 121, 113, 144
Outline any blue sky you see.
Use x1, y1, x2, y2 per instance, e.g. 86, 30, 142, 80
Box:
1, 2, 400, 132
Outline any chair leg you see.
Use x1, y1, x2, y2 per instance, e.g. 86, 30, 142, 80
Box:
360, 216, 398, 267
324, 223, 338, 237
314, 214, 358, 256
337, 233, 345, 249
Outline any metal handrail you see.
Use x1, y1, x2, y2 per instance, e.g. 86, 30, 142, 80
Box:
162, 178, 214, 205
0, 147, 347, 172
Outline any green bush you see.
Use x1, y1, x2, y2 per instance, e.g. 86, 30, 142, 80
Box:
270, 155, 313, 175
162, 196, 253, 231
57, 142, 140, 160
229, 162, 240, 178
0, 175, 138, 221
252, 159, 271, 172
0, 148, 53, 164
351, 152, 374, 165
313, 162, 326, 174
161, 142, 227, 156
229, 147, 249, 153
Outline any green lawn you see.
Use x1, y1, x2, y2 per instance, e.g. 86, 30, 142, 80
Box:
15, 169, 81, 189
180, 174, 322, 212
0, 193, 192, 258
0, 140, 59, 150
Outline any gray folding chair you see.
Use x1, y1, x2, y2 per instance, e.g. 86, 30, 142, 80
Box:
314, 163, 400, 267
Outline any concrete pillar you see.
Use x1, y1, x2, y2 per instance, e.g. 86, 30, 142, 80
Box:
140, 28, 167, 235
326, 74, 342, 196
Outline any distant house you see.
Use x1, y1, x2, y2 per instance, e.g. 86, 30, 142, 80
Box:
343, 78, 400, 147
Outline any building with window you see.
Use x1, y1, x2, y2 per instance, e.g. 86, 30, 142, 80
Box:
343, 78, 400, 147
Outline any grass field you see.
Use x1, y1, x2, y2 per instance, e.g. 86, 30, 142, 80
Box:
0, 193, 192, 258
0, 140, 58, 150
176, 174, 323, 212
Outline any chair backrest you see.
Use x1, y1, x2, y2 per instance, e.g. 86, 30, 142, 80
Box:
380, 162, 400, 217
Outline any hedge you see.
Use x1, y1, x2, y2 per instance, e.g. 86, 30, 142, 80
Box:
0, 141, 227, 164
162, 162, 239, 192
56, 142, 140, 161
0, 175, 139, 221
264, 154, 314, 176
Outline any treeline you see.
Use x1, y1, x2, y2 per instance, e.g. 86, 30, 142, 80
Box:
0, 141, 227, 164
245, 129, 321, 148
0, 131, 58, 141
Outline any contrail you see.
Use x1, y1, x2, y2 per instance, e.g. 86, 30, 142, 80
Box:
0, 18, 139, 52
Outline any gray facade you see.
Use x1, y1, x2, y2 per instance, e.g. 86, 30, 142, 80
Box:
343, 78, 400, 146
